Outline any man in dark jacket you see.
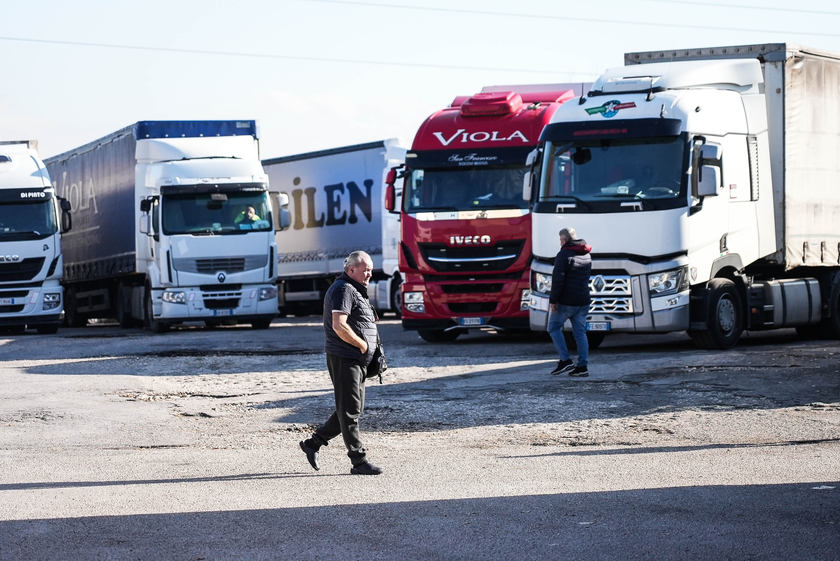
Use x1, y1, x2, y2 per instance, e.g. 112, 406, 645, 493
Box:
548, 227, 592, 377
299, 251, 383, 475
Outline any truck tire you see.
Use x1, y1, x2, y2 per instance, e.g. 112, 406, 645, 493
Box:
63, 287, 87, 328
35, 324, 60, 335
391, 278, 403, 319
144, 288, 169, 334
250, 319, 273, 329
563, 331, 606, 350
418, 329, 460, 343
116, 283, 135, 329
821, 271, 840, 339
689, 278, 743, 350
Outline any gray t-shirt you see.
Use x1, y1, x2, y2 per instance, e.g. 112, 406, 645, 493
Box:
323, 277, 379, 365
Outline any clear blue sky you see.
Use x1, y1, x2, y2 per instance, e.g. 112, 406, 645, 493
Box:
1, 0, 838, 160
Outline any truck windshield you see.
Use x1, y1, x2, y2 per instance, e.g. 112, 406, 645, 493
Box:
0, 200, 58, 240
539, 137, 686, 209
404, 167, 528, 213
161, 191, 271, 235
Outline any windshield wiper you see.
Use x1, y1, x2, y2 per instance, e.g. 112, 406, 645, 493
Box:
413, 206, 461, 212
593, 193, 659, 209
550, 195, 590, 211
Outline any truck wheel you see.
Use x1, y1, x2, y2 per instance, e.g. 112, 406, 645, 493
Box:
116, 283, 135, 329
144, 288, 169, 334
250, 319, 273, 329
690, 278, 743, 350
391, 278, 403, 319
63, 288, 87, 328
35, 324, 60, 335
822, 271, 840, 339
418, 329, 460, 343
563, 331, 606, 350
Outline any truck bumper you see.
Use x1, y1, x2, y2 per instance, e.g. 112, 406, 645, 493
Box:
528, 291, 690, 333
0, 285, 64, 326
153, 285, 278, 322
400, 272, 531, 332
402, 315, 530, 332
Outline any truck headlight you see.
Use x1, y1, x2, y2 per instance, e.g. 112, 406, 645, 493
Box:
648, 267, 689, 296
533, 272, 552, 294
162, 291, 186, 304
259, 287, 278, 301
404, 291, 425, 313
43, 293, 61, 310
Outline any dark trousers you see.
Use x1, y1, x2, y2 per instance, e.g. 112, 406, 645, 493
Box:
309, 353, 367, 465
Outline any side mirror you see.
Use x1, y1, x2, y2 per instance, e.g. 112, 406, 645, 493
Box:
525, 148, 539, 166
522, 171, 532, 201
385, 182, 396, 212
139, 214, 152, 235
61, 210, 72, 233
385, 168, 398, 186
697, 165, 721, 197
59, 198, 71, 212
270, 192, 291, 231
140, 199, 152, 213
691, 139, 722, 198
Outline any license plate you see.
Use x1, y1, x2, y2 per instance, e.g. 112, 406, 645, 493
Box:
0, 298, 13, 306
213, 310, 233, 317
586, 322, 610, 331
460, 317, 484, 326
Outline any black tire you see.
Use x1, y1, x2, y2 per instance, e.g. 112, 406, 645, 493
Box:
144, 288, 169, 334
391, 277, 403, 319
204, 321, 220, 329
817, 271, 840, 339
563, 330, 606, 350
250, 318, 273, 329
689, 278, 743, 350
418, 329, 461, 343
116, 283, 135, 329
35, 324, 60, 335
63, 287, 87, 328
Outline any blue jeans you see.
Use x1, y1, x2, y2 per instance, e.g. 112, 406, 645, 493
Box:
547, 304, 589, 367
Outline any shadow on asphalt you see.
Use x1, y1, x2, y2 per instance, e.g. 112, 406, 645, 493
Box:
1, 482, 837, 560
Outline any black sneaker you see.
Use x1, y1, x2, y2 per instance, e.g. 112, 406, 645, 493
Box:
551, 359, 574, 375
569, 365, 589, 377
299, 440, 320, 471
351, 461, 383, 476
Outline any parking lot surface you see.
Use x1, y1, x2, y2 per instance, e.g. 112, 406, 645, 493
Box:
1, 319, 838, 560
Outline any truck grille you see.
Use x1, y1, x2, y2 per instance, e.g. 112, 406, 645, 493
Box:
441, 283, 503, 294
0, 258, 45, 282
589, 275, 633, 313
173, 256, 267, 274
448, 302, 497, 313
418, 240, 525, 273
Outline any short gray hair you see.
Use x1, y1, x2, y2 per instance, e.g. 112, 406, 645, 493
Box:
344, 250, 372, 271
559, 227, 577, 242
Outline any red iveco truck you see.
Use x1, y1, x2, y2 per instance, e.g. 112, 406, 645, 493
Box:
385, 84, 584, 342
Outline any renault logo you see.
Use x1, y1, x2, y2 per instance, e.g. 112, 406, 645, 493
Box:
217, 272, 226, 283
592, 275, 606, 292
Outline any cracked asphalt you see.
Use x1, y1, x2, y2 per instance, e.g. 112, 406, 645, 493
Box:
1, 318, 838, 560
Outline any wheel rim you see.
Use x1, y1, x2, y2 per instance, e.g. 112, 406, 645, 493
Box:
717, 295, 736, 334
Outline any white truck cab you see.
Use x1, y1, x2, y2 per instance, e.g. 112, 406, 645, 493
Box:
0, 141, 71, 334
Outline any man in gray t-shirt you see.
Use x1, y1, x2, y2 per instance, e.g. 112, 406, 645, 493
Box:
299, 250, 383, 476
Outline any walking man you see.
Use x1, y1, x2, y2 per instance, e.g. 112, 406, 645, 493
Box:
548, 227, 592, 377
299, 250, 383, 475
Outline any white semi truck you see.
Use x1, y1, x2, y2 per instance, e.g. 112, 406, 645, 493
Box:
45, 121, 289, 332
526, 43, 840, 349
0, 141, 72, 334
263, 140, 406, 317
